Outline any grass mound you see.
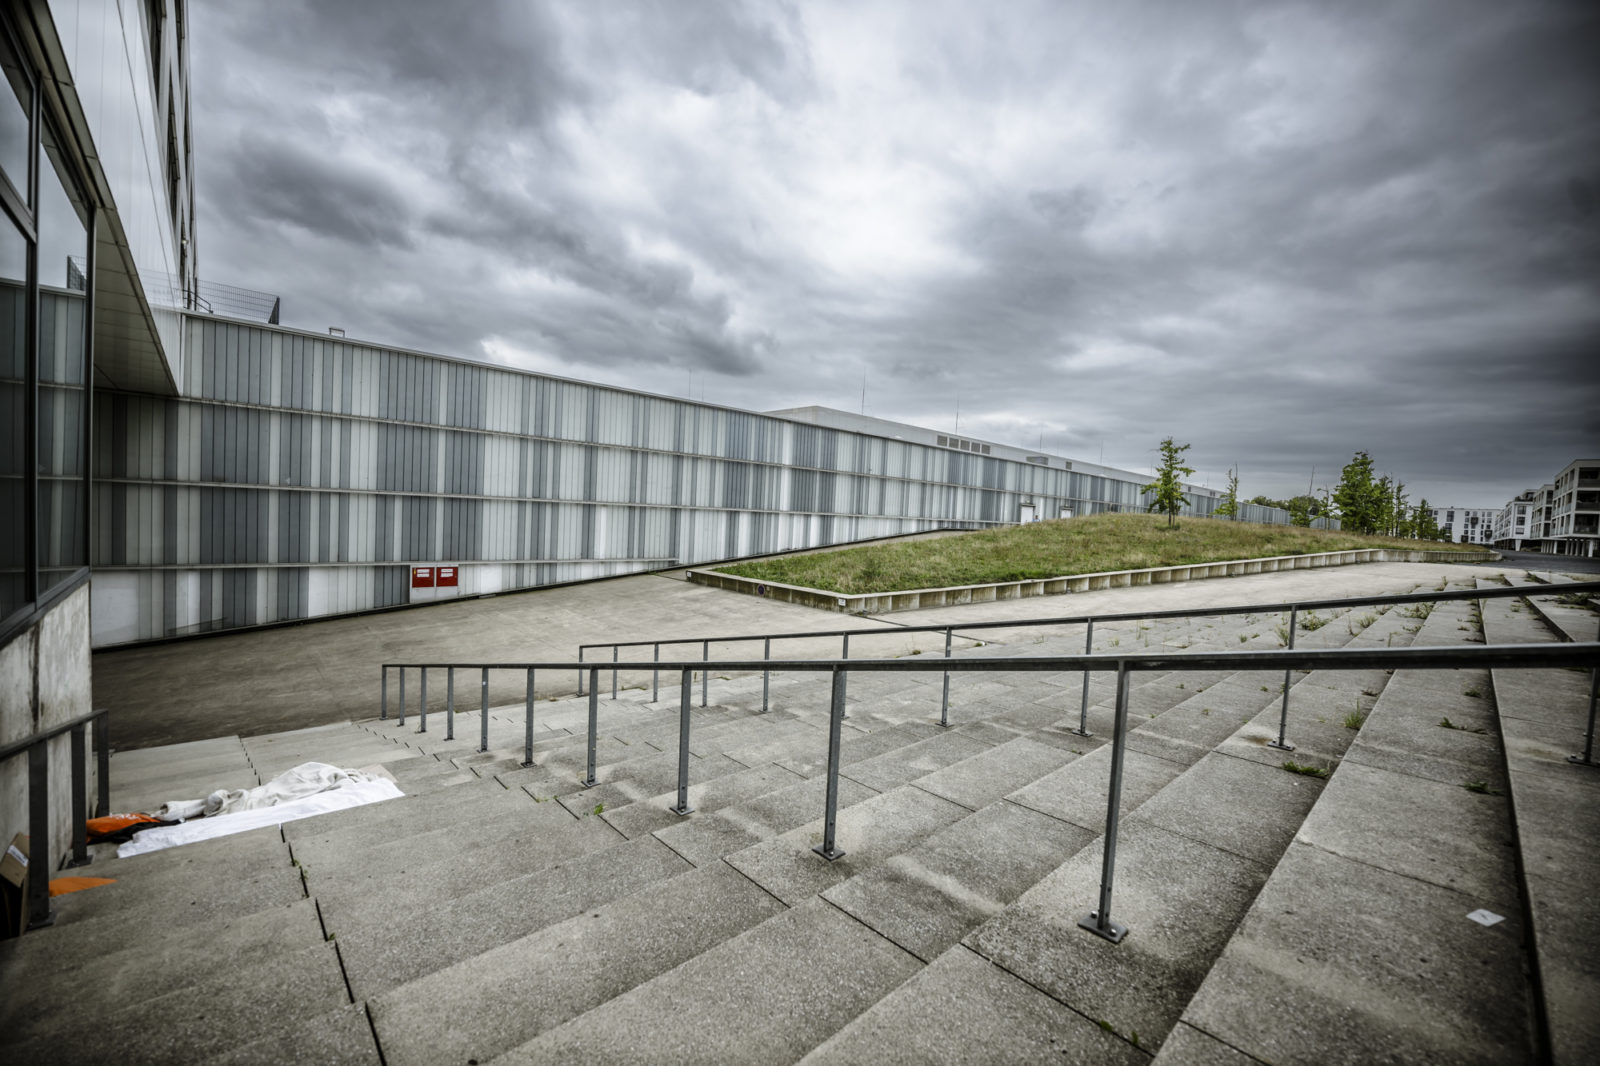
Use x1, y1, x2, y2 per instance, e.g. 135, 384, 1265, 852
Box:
714, 513, 1480, 595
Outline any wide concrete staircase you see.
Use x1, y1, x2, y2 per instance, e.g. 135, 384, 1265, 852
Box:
2, 578, 1596, 1064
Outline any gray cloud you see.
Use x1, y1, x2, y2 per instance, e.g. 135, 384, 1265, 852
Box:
192, 0, 1600, 508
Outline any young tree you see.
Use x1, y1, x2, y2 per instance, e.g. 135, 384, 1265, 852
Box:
1215, 467, 1240, 520
1288, 496, 1312, 527
1392, 480, 1412, 538
1334, 451, 1381, 534
1142, 437, 1194, 527
1413, 500, 1442, 541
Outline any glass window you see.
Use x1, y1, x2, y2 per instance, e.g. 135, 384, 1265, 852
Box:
0, 220, 24, 620
37, 120, 88, 594
0, 28, 28, 204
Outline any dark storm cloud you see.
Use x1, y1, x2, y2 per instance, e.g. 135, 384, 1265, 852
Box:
192, 0, 1600, 507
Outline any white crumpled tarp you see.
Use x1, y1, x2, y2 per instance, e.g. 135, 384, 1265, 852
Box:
117, 761, 404, 857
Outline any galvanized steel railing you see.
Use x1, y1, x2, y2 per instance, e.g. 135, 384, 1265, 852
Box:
572, 581, 1600, 745
0, 708, 111, 931
380, 634, 1599, 945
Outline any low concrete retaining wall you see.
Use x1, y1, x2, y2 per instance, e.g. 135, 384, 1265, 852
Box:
685, 548, 1499, 615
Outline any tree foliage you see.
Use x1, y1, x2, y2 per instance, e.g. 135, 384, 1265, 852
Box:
1413, 499, 1443, 541
1215, 468, 1240, 520
1333, 451, 1384, 534
1142, 437, 1194, 527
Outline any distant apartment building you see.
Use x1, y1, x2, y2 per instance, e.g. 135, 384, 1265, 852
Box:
1428, 506, 1498, 546
1494, 460, 1599, 556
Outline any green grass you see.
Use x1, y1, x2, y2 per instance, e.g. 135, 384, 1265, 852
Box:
716, 514, 1482, 596
1282, 760, 1330, 779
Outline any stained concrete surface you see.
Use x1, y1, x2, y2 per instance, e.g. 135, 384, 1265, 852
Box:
95, 559, 1515, 750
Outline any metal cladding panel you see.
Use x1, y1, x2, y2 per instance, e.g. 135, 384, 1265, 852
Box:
88, 318, 1318, 643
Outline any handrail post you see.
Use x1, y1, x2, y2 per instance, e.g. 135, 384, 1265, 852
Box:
398, 667, 406, 727
27, 743, 53, 929
1269, 607, 1297, 751
1569, 668, 1599, 767
68, 724, 90, 868
1078, 660, 1131, 943
95, 714, 110, 818
671, 669, 695, 816
1073, 619, 1095, 737
812, 666, 849, 861
940, 627, 952, 727
762, 637, 771, 713
418, 667, 427, 733
652, 644, 660, 703
479, 668, 489, 753
524, 667, 536, 766
585, 667, 600, 787
577, 649, 585, 696
841, 632, 850, 719
702, 640, 709, 707
612, 645, 619, 700
380, 666, 388, 720
446, 667, 455, 740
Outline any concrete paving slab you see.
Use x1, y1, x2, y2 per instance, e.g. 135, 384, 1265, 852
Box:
724, 785, 971, 905
1006, 746, 1184, 832
1152, 1022, 1270, 1065
801, 944, 1145, 1065
301, 803, 621, 916
841, 732, 995, 793
111, 747, 258, 787
203, 1004, 380, 1066
1343, 709, 1507, 790
552, 752, 749, 819
0, 898, 324, 1031
964, 819, 1269, 1053
753, 721, 941, 777
822, 800, 1096, 962
279, 778, 507, 843
1124, 699, 1262, 766
1135, 751, 1324, 867
1524, 869, 1600, 1066
602, 762, 808, 839
911, 737, 1076, 811
652, 774, 880, 867
48, 841, 301, 934
500, 898, 921, 1066
3, 942, 348, 1064
372, 862, 786, 1066
107, 735, 247, 770
1179, 840, 1534, 1066
329, 835, 691, 998
99, 822, 289, 877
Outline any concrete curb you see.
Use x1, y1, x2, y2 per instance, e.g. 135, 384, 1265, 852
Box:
687, 548, 1499, 615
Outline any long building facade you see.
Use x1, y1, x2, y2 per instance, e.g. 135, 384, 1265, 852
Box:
89, 316, 1318, 646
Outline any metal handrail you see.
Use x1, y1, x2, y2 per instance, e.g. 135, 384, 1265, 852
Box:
574, 581, 1600, 725
377, 640, 1598, 946
0, 707, 111, 931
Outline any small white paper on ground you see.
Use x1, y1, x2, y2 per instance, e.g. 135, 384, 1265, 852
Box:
1466, 909, 1504, 927
117, 777, 404, 857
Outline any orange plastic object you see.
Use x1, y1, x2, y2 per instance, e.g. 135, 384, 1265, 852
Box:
48, 876, 117, 897
85, 814, 162, 842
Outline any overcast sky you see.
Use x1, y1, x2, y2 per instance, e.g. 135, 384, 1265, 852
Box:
191, 0, 1599, 508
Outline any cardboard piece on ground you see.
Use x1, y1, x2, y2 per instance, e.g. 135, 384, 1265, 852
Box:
1, 833, 29, 940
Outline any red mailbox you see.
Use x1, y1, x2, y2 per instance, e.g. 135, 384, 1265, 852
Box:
411, 566, 435, 588
437, 566, 458, 587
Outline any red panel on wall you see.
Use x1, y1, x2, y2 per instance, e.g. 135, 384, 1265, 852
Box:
437, 566, 458, 587
412, 567, 435, 588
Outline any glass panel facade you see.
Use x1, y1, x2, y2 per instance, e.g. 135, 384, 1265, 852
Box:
37, 121, 88, 594
0, 28, 28, 204
0, 221, 24, 620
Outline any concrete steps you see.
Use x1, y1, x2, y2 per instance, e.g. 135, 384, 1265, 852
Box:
10, 582, 1592, 1064
1149, 589, 1546, 1064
